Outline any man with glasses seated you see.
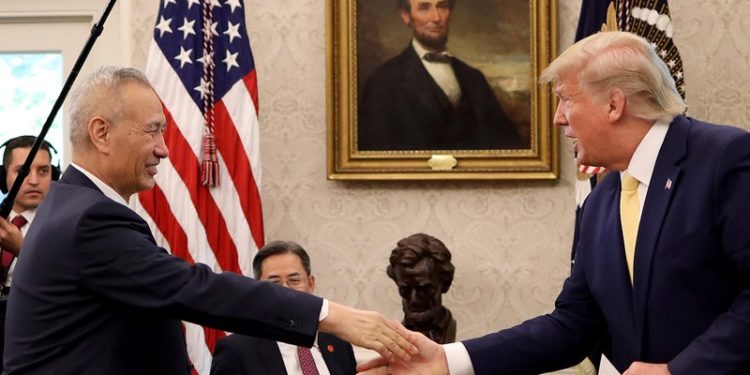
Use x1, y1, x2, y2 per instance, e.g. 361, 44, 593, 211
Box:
211, 241, 357, 375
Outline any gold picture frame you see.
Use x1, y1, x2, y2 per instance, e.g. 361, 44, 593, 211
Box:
327, 0, 558, 180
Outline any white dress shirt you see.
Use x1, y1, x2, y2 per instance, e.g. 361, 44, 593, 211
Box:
413, 39, 462, 107
278, 336, 332, 375
623, 120, 670, 212
70, 163, 129, 207
442, 120, 671, 374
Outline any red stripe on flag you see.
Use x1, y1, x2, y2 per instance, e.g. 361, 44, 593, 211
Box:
213, 100, 264, 250
204, 329, 225, 353
243, 70, 259, 114
162, 107, 242, 274
138, 185, 194, 264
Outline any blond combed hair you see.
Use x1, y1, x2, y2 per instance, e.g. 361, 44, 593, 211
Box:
540, 31, 686, 123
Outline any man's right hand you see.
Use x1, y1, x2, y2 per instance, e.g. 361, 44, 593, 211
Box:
319, 302, 418, 363
356, 330, 449, 375
0, 217, 23, 255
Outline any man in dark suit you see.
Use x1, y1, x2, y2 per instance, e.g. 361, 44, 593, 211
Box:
3, 67, 416, 375
358, 31, 750, 375
0, 136, 58, 364
358, 0, 524, 151
211, 240, 357, 375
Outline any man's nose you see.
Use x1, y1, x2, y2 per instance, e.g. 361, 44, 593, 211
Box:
408, 289, 420, 304
553, 101, 567, 127
427, 7, 440, 21
154, 132, 169, 159
27, 170, 40, 185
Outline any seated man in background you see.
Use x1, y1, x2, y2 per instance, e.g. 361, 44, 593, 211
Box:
211, 240, 357, 375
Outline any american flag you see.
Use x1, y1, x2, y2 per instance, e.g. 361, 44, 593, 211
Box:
132, 0, 263, 373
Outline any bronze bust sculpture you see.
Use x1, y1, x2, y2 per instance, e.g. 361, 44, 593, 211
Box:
386, 233, 456, 344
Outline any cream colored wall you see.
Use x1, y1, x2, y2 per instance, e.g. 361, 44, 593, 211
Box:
128, 0, 750, 349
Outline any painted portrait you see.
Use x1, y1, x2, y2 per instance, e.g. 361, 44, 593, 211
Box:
326, 0, 558, 180
357, 0, 531, 152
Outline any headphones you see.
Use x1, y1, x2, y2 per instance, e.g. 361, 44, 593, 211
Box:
0, 136, 61, 194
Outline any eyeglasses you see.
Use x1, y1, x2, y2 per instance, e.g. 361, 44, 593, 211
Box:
265, 275, 308, 289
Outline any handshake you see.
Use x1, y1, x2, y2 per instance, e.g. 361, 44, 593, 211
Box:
321, 302, 450, 375
356, 329, 450, 375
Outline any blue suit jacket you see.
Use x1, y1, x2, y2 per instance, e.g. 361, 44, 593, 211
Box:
210, 333, 356, 375
463, 116, 750, 374
4, 166, 323, 374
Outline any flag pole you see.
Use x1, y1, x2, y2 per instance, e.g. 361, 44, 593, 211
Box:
0, 0, 118, 218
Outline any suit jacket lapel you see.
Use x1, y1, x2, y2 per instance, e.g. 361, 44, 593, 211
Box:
603, 175, 637, 310
399, 46, 452, 117
255, 338, 288, 374
60, 165, 103, 193
631, 116, 689, 352
319, 333, 343, 375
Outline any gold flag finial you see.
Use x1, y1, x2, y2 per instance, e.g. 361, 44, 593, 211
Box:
601, 1, 619, 32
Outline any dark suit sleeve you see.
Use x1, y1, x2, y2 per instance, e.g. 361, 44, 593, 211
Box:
74, 200, 322, 347
669, 132, 750, 373
211, 337, 245, 375
462, 235, 606, 375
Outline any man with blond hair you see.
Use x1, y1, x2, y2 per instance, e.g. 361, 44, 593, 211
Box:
359, 31, 750, 375
4, 67, 416, 374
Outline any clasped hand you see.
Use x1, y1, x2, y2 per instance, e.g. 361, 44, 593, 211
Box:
356, 330, 449, 375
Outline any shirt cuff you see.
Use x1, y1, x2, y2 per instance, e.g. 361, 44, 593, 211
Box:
318, 298, 329, 321
444, 342, 475, 375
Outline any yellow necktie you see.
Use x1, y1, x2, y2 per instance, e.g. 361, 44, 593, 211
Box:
620, 172, 640, 284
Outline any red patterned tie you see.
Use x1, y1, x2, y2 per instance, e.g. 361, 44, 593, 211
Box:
1, 215, 28, 283
297, 346, 320, 375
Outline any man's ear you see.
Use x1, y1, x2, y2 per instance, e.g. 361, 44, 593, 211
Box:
88, 117, 112, 154
307, 274, 316, 293
400, 9, 412, 26
608, 88, 626, 122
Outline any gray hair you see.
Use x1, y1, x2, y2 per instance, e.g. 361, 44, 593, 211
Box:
252, 240, 312, 279
68, 66, 153, 148
539, 31, 686, 123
